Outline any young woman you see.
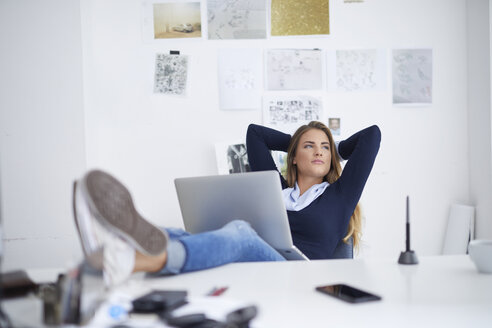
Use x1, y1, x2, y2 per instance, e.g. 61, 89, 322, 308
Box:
73, 122, 380, 286
246, 122, 381, 259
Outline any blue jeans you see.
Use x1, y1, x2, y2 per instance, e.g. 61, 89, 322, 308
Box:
157, 220, 285, 274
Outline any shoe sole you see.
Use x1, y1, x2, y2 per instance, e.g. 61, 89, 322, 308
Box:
80, 169, 168, 256
73, 180, 89, 256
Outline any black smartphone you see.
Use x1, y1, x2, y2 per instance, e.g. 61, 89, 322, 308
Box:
315, 284, 381, 303
132, 290, 187, 313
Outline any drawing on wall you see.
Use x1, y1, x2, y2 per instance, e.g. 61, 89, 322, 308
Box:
218, 48, 263, 110
215, 140, 251, 174
272, 151, 288, 178
207, 0, 266, 39
271, 0, 330, 36
327, 49, 387, 92
392, 49, 433, 104
154, 54, 188, 95
263, 95, 322, 134
152, 1, 202, 39
328, 117, 341, 136
266, 49, 323, 91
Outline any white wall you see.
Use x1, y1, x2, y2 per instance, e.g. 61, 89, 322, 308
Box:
81, 0, 469, 259
0, 0, 483, 271
467, 0, 492, 240
0, 0, 86, 270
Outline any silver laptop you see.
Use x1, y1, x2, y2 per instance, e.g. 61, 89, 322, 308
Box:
174, 170, 309, 261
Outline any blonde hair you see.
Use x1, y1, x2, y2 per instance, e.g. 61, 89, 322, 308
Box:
285, 121, 362, 250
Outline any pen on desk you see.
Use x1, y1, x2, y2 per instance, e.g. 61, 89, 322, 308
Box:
206, 287, 217, 296
207, 286, 228, 296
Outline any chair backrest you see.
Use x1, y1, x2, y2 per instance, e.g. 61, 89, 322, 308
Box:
442, 204, 475, 255
331, 236, 354, 259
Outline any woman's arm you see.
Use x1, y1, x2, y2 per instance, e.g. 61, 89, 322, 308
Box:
246, 124, 291, 188
336, 125, 381, 209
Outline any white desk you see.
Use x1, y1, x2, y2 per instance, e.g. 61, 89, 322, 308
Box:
4, 255, 492, 327
114, 255, 492, 327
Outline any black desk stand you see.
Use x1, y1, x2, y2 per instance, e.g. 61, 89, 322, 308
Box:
398, 196, 419, 265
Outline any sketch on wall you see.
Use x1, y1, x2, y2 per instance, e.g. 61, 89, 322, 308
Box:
392, 49, 433, 104
215, 140, 251, 174
266, 49, 323, 90
328, 117, 341, 136
150, 1, 202, 39
327, 49, 387, 92
270, 0, 330, 36
207, 0, 266, 39
218, 48, 263, 110
154, 54, 188, 95
272, 151, 288, 178
263, 95, 322, 134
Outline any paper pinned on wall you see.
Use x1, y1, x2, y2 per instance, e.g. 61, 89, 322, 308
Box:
215, 139, 286, 179
271, 150, 288, 179
328, 117, 341, 138
262, 95, 323, 134
266, 49, 323, 91
218, 48, 263, 111
154, 53, 189, 96
207, 0, 266, 39
392, 48, 433, 105
326, 49, 387, 92
155, 1, 202, 39
215, 140, 251, 175
141, 0, 203, 42
270, 0, 330, 36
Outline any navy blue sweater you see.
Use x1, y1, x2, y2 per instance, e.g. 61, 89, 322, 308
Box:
246, 124, 381, 259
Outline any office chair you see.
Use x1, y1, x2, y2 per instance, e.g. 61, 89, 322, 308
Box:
331, 236, 354, 259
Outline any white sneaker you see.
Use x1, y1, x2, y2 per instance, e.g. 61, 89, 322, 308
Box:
73, 181, 134, 286
101, 229, 135, 286
72, 169, 168, 286
78, 170, 168, 256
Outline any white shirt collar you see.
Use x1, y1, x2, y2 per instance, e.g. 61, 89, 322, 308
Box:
282, 181, 329, 211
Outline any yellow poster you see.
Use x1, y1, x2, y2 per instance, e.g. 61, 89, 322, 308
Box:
271, 0, 330, 36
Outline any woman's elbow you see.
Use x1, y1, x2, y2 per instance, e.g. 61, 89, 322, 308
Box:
368, 125, 381, 144
247, 124, 260, 136
246, 124, 263, 141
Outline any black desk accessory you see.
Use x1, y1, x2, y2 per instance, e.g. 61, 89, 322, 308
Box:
131, 289, 257, 327
398, 196, 419, 265
0, 270, 38, 299
40, 251, 105, 326
132, 290, 187, 314
156, 300, 257, 328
